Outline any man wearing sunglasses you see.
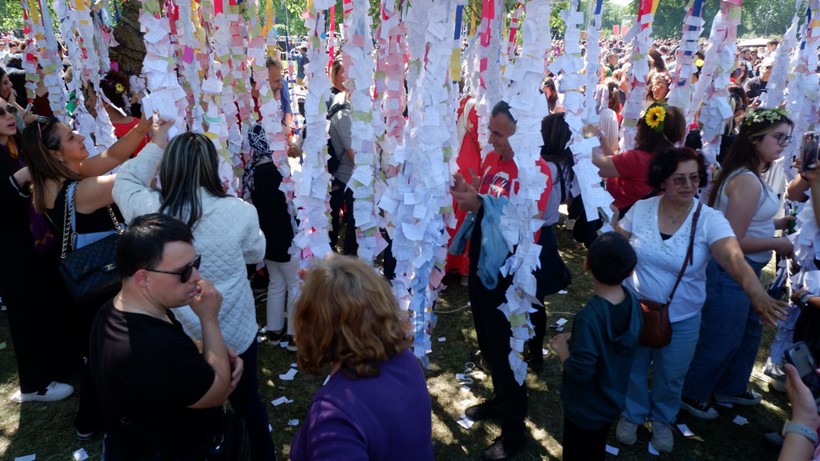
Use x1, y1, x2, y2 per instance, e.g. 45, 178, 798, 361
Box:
89, 213, 243, 459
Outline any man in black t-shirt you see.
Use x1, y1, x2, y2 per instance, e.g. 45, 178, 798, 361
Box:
90, 214, 243, 459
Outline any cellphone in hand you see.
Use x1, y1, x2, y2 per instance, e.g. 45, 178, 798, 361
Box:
801, 132, 820, 171
784, 341, 820, 410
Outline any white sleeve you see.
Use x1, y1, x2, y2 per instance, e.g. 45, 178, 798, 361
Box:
112, 143, 164, 223
702, 206, 736, 245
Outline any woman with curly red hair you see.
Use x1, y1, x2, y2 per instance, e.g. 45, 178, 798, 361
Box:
290, 255, 433, 461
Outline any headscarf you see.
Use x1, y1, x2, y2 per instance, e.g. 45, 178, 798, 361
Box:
242, 123, 273, 202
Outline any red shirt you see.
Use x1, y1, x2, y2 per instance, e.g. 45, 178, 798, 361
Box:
113, 118, 149, 157
608, 149, 654, 211
478, 152, 552, 238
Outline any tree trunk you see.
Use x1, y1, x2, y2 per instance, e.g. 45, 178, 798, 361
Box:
110, 0, 145, 76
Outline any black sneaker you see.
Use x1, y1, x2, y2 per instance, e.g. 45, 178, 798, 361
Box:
465, 400, 501, 421
480, 436, 526, 460
680, 396, 719, 420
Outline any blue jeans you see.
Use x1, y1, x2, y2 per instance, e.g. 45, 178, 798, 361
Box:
623, 314, 701, 425
231, 340, 277, 461
682, 258, 765, 401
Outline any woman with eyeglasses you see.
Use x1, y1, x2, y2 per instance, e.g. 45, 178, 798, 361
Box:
113, 131, 275, 460
1, 97, 81, 406
20, 114, 153, 439
680, 108, 794, 421
612, 147, 786, 453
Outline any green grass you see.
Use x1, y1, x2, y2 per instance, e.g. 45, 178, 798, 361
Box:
0, 226, 789, 460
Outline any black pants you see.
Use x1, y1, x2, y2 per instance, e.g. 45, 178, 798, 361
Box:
329, 178, 357, 255
468, 272, 527, 441
562, 417, 610, 461
1, 260, 78, 393
229, 340, 276, 460
529, 226, 572, 359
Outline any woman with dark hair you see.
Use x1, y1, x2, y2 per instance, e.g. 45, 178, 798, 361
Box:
542, 76, 560, 114
113, 132, 275, 460
527, 113, 574, 370
1, 97, 77, 405
613, 147, 786, 454
290, 254, 433, 461
594, 103, 686, 215
22, 114, 153, 439
681, 108, 794, 420
648, 49, 667, 74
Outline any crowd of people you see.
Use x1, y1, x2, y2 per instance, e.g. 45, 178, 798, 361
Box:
3, 28, 820, 461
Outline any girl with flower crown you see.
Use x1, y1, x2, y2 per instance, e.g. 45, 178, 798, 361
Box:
680, 108, 795, 421
594, 102, 686, 216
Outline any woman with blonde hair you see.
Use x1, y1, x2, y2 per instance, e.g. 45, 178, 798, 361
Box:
290, 254, 433, 461
113, 131, 274, 460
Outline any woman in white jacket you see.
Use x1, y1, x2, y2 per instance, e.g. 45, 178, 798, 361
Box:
113, 130, 275, 460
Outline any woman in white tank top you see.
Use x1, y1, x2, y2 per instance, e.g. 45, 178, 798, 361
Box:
681, 108, 793, 420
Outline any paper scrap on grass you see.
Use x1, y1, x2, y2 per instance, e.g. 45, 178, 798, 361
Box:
72, 448, 89, 461
556, 318, 568, 327
733, 415, 748, 425
605, 444, 619, 455
438, 337, 447, 343
288, 419, 299, 426
542, 348, 549, 357
279, 341, 288, 348
279, 368, 298, 381
457, 416, 475, 429
15, 455, 36, 461
271, 396, 294, 406
0, 342, 6, 350
648, 441, 660, 456
677, 423, 695, 437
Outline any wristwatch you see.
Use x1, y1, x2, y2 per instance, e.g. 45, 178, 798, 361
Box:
797, 292, 814, 309
782, 421, 819, 446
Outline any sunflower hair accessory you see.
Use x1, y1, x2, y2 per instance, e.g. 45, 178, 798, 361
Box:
743, 108, 787, 127
644, 104, 667, 134
114, 83, 125, 94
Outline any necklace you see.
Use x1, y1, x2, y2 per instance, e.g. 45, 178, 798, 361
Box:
660, 197, 693, 225
116, 295, 168, 322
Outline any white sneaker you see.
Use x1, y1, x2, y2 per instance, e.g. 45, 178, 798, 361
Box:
651, 421, 674, 453
11, 381, 74, 403
616, 417, 638, 445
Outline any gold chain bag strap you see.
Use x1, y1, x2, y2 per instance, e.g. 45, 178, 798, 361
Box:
57, 181, 125, 303
638, 202, 703, 348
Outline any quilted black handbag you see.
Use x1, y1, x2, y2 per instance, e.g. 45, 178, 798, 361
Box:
57, 182, 124, 304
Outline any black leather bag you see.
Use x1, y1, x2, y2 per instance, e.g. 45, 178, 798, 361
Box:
57, 182, 124, 304
59, 233, 122, 304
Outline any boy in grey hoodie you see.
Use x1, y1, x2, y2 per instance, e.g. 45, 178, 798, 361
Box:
550, 232, 642, 461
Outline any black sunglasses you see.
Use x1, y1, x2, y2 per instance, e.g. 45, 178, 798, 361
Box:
145, 255, 202, 283
0, 104, 18, 117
